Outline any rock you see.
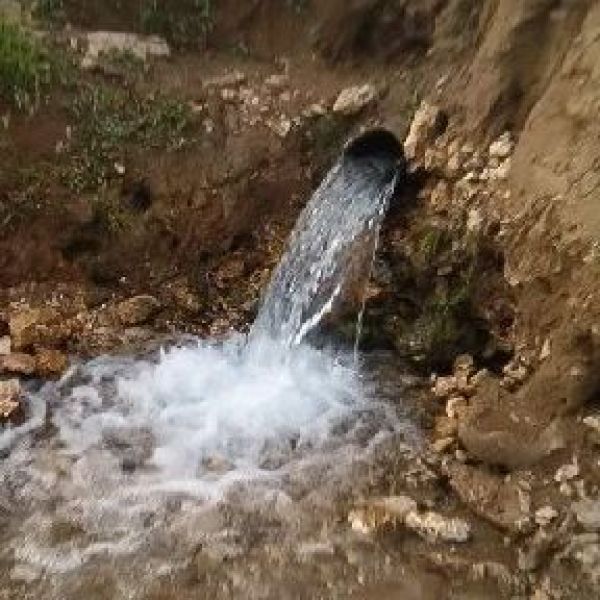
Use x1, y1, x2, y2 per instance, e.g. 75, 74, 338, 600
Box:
405, 101, 447, 161
540, 338, 551, 361
9, 308, 42, 351
10, 563, 42, 583
535, 506, 558, 527
555, 460, 579, 483
446, 396, 468, 419
431, 437, 454, 453
466, 209, 484, 234
0, 352, 36, 376
264, 73, 288, 90
115, 295, 161, 326
82, 32, 170, 69
583, 415, 600, 434
332, 84, 377, 116
434, 415, 458, 439
0, 336, 10, 355
35, 349, 68, 379
432, 375, 457, 398
0, 378, 22, 423
267, 116, 292, 138
429, 181, 451, 211
489, 132, 514, 160
404, 510, 471, 543
573, 499, 600, 532
348, 495, 418, 534
203, 70, 246, 89
445, 462, 528, 533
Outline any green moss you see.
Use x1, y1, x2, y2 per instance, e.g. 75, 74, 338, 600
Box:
0, 19, 54, 109
64, 84, 194, 192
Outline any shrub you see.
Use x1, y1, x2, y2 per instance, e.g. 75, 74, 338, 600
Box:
0, 19, 53, 109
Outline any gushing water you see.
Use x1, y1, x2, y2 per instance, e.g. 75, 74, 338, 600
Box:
0, 131, 408, 594
250, 141, 400, 347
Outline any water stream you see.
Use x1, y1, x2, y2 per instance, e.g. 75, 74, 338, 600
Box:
0, 131, 413, 598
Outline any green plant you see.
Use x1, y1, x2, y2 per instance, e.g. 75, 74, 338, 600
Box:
140, 0, 214, 46
32, 0, 65, 24
65, 84, 194, 192
0, 19, 54, 109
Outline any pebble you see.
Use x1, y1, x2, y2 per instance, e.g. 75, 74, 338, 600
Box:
489, 132, 514, 159
555, 460, 579, 483
535, 506, 558, 526
332, 84, 377, 116
404, 510, 471, 543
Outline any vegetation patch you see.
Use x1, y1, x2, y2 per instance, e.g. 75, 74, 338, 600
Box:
0, 19, 55, 110
64, 84, 195, 192
140, 0, 214, 47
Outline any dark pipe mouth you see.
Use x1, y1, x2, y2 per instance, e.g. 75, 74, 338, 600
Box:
344, 129, 405, 164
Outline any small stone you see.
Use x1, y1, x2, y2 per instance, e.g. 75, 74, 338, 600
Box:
264, 73, 288, 90
0, 336, 10, 355
572, 499, 600, 531
432, 375, 457, 398
332, 84, 377, 116
203, 70, 246, 89
116, 295, 161, 326
466, 208, 484, 233
0, 378, 22, 422
35, 349, 68, 379
404, 510, 471, 543
540, 338, 551, 361
555, 460, 579, 483
83, 31, 170, 69
446, 396, 468, 419
0, 352, 36, 376
432, 437, 454, 453
535, 506, 558, 526
583, 415, 600, 434
489, 132, 514, 160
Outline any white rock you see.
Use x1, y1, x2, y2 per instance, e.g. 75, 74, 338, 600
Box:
540, 338, 551, 361
404, 101, 445, 160
535, 506, 558, 526
489, 132, 514, 159
583, 415, 600, 433
405, 510, 471, 543
333, 84, 377, 116
203, 71, 246, 89
446, 396, 468, 419
82, 32, 170, 69
555, 460, 579, 483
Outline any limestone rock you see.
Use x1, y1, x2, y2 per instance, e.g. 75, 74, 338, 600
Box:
82, 32, 170, 69
404, 101, 446, 161
116, 295, 161, 326
573, 499, 600, 532
0, 353, 36, 376
489, 132, 514, 160
35, 349, 68, 379
332, 84, 377, 116
0, 378, 22, 423
404, 510, 471, 543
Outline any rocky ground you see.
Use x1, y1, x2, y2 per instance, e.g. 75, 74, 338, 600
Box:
1, 0, 600, 598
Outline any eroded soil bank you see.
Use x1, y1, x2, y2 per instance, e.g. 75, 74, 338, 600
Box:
1, 1, 600, 598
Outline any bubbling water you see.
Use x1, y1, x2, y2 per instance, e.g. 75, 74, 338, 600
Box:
0, 131, 409, 588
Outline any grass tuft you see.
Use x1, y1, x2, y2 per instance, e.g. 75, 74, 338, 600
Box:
0, 19, 54, 110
